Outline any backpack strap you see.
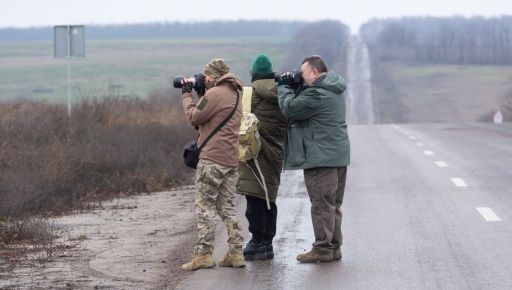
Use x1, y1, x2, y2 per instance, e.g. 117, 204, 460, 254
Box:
241, 86, 270, 210
198, 90, 240, 151
246, 159, 271, 210
242, 86, 253, 113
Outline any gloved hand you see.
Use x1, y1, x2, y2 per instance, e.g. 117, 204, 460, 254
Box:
182, 82, 193, 94
277, 72, 294, 86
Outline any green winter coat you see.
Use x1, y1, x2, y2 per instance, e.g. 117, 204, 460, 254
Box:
237, 77, 287, 202
278, 71, 350, 170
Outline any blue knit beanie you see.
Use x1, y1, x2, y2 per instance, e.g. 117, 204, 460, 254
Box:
250, 54, 273, 76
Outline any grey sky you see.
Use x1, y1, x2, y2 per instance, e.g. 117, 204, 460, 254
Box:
1, 0, 511, 32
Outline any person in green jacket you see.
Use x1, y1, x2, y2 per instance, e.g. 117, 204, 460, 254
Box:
277, 55, 350, 263
237, 54, 287, 260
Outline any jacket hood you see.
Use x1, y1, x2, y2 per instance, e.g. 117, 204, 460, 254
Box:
252, 78, 277, 99
216, 72, 243, 91
315, 71, 346, 94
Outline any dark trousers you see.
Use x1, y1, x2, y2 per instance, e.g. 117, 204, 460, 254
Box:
245, 195, 278, 242
303, 166, 347, 255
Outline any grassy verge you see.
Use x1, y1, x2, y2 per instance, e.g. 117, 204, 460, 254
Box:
370, 60, 512, 123
0, 91, 194, 263
0, 91, 194, 216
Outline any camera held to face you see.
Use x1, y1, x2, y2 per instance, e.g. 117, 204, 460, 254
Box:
173, 73, 206, 96
275, 70, 303, 89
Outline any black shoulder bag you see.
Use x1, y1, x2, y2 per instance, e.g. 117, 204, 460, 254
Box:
183, 91, 240, 169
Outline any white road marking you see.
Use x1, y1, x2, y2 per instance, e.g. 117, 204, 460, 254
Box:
451, 178, 468, 187
476, 207, 501, 222
416, 142, 424, 146
424, 150, 434, 156
409, 136, 417, 140
403, 131, 410, 135
435, 161, 448, 167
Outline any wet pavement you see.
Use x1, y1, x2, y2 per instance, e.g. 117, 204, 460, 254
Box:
176, 123, 512, 290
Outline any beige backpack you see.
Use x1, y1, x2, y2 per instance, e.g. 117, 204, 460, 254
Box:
239, 87, 270, 209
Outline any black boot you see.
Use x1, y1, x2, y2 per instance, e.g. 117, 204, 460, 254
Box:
264, 240, 274, 259
243, 239, 267, 260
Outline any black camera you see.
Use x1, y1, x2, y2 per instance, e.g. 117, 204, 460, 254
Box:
275, 70, 302, 89
173, 73, 206, 96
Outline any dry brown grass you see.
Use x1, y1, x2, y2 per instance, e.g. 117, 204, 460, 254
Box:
0, 89, 194, 263
0, 89, 194, 217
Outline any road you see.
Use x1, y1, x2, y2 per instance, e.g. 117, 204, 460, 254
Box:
347, 35, 375, 125
176, 122, 512, 290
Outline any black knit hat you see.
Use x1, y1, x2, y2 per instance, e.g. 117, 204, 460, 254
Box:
250, 54, 273, 76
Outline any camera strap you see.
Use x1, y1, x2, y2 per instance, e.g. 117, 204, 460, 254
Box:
197, 90, 240, 152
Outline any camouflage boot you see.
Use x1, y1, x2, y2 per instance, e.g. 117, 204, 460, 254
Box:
181, 253, 216, 271
219, 248, 246, 268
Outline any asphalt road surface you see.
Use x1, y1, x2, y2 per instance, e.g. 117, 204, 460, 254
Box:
176, 122, 512, 290
347, 35, 375, 125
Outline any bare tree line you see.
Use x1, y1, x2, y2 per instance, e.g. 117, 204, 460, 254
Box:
282, 20, 350, 73
361, 16, 512, 64
0, 20, 307, 42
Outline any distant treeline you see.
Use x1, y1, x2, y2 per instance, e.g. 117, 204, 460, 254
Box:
282, 20, 350, 72
0, 20, 307, 42
361, 16, 512, 64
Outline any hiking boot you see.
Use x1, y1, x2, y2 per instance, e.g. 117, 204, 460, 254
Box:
333, 247, 342, 261
243, 239, 268, 261
264, 240, 274, 259
296, 250, 333, 263
181, 253, 216, 271
219, 248, 246, 268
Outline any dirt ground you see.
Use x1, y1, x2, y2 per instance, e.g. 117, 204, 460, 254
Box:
0, 185, 200, 289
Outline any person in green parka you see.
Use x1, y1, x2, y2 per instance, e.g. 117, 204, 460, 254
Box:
237, 54, 287, 260
278, 55, 350, 263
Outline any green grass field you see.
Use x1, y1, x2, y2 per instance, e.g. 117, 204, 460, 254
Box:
373, 61, 512, 123
0, 37, 290, 102
5, 38, 511, 123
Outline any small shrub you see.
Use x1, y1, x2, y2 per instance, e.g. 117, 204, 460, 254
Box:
0, 217, 60, 263
0, 217, 56, 245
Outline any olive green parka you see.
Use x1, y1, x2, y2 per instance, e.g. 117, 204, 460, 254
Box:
236, 75, 287, 202
278, 71, 350, 169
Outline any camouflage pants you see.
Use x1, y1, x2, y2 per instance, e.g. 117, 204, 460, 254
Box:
194, 159, 244, 255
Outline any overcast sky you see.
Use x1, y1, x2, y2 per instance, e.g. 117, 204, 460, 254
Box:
1, 0, 511, 32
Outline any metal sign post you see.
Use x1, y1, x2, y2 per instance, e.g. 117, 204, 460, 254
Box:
54, 25, 85, 117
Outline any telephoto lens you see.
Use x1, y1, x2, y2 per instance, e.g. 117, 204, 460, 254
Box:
275, 70, 302, 86
173, 76, 186, 88
173, 76, 199, 88
172, 74, 205, 96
